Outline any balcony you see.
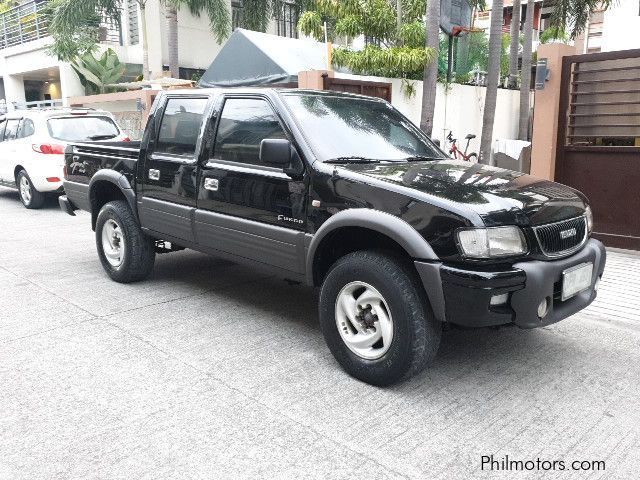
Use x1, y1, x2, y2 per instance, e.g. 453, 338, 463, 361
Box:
0, 0, 49, 50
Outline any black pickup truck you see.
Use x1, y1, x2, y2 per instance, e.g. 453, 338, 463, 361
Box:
59, 89, 606, 385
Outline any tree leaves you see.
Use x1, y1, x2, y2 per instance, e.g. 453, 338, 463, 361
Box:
71, 48, 126, 93
551, 0, 612, 39
333, 45, 435, 78
302, 0, 436, 79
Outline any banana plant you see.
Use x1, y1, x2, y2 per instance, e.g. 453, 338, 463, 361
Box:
71, 48, 126, 94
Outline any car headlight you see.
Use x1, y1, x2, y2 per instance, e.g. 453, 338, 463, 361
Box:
457, 226, 527, 258
585, 205, 593, 234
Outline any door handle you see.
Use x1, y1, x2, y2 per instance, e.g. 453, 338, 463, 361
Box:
204, 178, 219, 191
148, 169, 160, 181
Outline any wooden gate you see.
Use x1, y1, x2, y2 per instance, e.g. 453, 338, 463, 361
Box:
322, 75, 392, 102
556, 49, 640, 250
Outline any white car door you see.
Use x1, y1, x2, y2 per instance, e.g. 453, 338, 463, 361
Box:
0, 118, 20, 182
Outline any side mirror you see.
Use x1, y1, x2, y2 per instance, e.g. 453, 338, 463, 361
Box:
260, 139, 291, 166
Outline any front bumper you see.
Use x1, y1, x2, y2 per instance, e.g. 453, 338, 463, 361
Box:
415, 239, 606, 329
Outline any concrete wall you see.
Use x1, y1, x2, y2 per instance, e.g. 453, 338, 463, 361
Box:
333, 73, 521, 154
601, 0, 640, 52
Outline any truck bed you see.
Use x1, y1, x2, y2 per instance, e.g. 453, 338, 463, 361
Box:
64, 141, 141, 211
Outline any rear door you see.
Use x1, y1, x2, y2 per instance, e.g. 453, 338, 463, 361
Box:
0, 118, 20, 182
194, 94, 308, 275
138, 95, 211, 243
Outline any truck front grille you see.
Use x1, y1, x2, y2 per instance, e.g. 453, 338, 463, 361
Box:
533, 216, 588, 258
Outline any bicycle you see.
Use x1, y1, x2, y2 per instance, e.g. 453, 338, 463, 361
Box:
446, 131, 478, 162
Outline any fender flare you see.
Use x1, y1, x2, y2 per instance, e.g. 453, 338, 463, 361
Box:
88, 170, 138, 228
305, 208, 438, 285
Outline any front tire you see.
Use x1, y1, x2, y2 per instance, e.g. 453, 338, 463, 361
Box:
319, 250, 441, 386
95, 200, 155, 283
17, 170, 45, 209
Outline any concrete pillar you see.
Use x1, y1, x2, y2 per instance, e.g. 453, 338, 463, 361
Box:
59, 64, 85, 106
298, 70, 333, 89
145, 0, 164, 79
3, 74, 26, 110
530, 43, 576, 180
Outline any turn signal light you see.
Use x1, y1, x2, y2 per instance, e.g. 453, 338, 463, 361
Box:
33, 144, 65, 155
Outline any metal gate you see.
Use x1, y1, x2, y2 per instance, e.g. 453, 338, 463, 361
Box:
322, 75, 392, 102
556, 49, 640, 250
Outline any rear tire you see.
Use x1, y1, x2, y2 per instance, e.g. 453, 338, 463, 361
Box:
319, 250, 441, 386
467, 152, 478, 163
95, 200, 155, 283
17, 170, 45, 209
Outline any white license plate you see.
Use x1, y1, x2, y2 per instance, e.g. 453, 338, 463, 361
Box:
562, 262, 593, 301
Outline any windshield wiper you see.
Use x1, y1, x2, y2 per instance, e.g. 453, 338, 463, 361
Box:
88, 134, 117, 141
324, 156, 381, 164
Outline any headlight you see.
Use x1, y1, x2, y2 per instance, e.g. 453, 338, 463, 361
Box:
585, 206, 593, 234
457, 226, 527, 258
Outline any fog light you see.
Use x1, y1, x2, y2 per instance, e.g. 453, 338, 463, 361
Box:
537, 297, 550, 319
490, 293, 509, 306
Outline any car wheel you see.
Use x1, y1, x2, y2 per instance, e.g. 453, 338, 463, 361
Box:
17, 170, 45, 209
319, 250, 441, 386
95, 200, 155, 283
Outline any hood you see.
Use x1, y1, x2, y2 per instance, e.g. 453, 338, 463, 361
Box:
340, 160, 588, 226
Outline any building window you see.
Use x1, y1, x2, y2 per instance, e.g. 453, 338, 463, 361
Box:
276, 1, 298, 38
232, 1, 243, 31
127, 0, 139, 45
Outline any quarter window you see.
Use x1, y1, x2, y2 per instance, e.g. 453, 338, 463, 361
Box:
212, 98, 287, 166
156, 97, 208, 156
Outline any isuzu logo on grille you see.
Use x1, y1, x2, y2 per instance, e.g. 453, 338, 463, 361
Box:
560, 228, 577, 239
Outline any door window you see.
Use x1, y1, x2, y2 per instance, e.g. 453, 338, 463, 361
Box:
0, 120, 5, 142
18, 119, 35, 138
212, 98, 287, 166
155, 97, 208, 156
3, 120, 20, 141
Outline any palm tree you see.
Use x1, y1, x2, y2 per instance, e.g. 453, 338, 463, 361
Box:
137, 0, 150, 79
517, 0, 534, 140
507, 0, 520, 89
479, 0, 504, 163
164, 0, 231, 79
420, 0, 440, 137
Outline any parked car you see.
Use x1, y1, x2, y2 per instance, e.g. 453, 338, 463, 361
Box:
58, 89, 606, 385
0, 108, 128, 209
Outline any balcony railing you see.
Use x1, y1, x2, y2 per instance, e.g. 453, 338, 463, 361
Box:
0, 0, 49, 50
0, 1, 123, 51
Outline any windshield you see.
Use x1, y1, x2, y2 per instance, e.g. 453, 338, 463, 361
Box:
47, 116, 120, 142
282, 93, 444, 162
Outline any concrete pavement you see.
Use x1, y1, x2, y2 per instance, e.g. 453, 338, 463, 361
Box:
1, 187, 639, 479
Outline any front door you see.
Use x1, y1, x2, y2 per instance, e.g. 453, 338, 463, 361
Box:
138, 95, 210, 243
195, 95, 308, 275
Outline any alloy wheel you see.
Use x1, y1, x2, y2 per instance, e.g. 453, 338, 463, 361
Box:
101, 219, 126, 267
335, 281, 394, 360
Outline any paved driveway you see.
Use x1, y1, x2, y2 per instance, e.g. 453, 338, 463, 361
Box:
1, 187, 639, 479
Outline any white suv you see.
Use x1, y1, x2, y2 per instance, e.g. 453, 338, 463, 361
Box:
0, 108, 128, 209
